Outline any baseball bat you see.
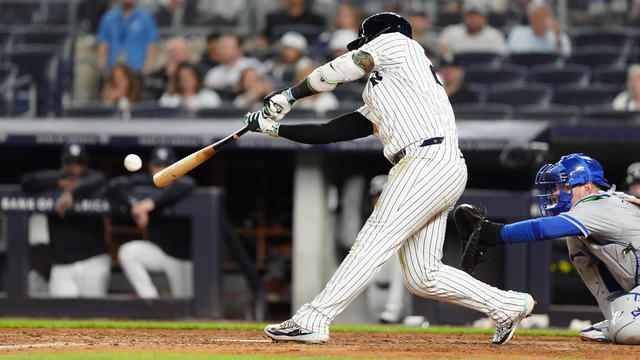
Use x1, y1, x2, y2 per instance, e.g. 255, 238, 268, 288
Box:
153, 125, 250, 187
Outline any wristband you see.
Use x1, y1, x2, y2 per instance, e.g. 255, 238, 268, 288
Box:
283, 88, 296, 104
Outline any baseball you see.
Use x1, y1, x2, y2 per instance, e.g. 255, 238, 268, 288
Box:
124, 154, 142, 172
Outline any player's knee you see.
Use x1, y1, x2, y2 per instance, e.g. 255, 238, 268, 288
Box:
117, 242, 136, 265
610, 290, 640, 345
401, 262, 443, 295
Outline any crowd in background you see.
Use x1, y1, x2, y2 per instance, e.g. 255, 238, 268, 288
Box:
78, 0, 640, 117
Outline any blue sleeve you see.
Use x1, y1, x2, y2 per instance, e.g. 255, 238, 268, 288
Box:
501, 216, 584, 243
145, 13, 159, 43
96, 12, 110, 43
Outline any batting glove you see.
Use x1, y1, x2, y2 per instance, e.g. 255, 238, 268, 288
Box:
262, 88, 295, 121
244, 111, 280, 137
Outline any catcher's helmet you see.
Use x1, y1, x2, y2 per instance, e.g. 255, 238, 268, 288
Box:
535, 153, 610, 216
347, 12, 412, 51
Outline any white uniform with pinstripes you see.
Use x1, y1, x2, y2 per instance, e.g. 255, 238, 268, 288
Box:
291, 32, 528, 335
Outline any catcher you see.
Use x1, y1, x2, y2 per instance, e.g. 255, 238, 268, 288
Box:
455, 153, 640, 344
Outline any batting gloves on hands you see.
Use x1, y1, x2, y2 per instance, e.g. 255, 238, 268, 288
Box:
244, 111, 280, 137
262, 88, 295, 121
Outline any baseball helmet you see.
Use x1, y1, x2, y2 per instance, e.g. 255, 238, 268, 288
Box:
61, 143, 88, 164
347, 12, 412, 51
535, 153, 610, 217
150, 145, 176, 167
626, 162, 640, 186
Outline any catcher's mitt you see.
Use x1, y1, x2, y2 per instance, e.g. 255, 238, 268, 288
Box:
453, 204, 503, 274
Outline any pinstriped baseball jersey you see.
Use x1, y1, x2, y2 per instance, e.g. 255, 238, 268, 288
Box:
356, 32, 458, 163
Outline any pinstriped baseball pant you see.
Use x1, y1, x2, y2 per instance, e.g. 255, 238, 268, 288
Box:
292, 154, 528, 335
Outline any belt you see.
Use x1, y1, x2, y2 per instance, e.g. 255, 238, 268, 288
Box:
392, 137, 444, 164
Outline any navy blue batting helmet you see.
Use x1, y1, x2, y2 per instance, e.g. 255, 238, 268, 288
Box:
535, 153, 610, 216
347, 12, 412, 51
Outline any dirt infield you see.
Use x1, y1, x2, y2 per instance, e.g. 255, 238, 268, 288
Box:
1, 328, 639, 359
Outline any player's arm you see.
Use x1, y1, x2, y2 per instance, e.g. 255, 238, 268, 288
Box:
499, 216, 585, 243
262, 50, 373, 120
69, 170, 105, 198
244, 111, 373, 144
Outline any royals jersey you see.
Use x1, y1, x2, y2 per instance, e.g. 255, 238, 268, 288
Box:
560, 191, 640, 290
355, 32, 459, 163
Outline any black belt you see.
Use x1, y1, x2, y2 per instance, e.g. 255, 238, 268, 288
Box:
392, 137, 444, 164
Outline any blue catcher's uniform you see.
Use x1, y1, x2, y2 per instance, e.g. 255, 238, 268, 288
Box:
501, 153, 640, 344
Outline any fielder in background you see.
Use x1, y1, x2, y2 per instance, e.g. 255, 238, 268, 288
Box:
245, 12, 534, 345
456, 153, 640, 344
107, 146, 195, 298
21, 143, 109, 298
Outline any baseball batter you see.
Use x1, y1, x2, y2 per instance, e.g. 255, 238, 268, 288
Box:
456, 153, 640, 344
244, 12, 534, 344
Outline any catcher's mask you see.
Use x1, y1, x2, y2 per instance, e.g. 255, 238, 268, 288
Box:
347, 12, 412, 51
535, 153, 610, 217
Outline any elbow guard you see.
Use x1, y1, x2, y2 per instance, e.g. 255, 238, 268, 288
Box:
308, 50, 367, 93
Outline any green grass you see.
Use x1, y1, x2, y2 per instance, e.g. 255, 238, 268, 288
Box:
0, 318, 578, 337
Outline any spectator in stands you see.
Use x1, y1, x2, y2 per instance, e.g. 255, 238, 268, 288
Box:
197, 33, 220, 74
261, 0, 325, 44
96, 0, 159, 74
334, 4, 360, 33
264, 31, 313, 86
108, 146, 195, 299
408, 11, 438, 53
159, 62, 222, 116
103, 63, 142, 111
193, 0, 247, 25
21, 143, 109, 298
439, 55, 480, 104
204, 33, 264, 92
438, 0, 506, 56
612, 64, 640, 111
290, 64, 338, 116
233, 68, 275, 110
507, 3, 571, 56
153, 0, 197, 27
144, 37, 191, 100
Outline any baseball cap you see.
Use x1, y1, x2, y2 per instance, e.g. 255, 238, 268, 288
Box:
280, 31, 308, 53
329, 30, 358, 52
439, 53, 463, 67
150, 146, 176, 167
61, 143, 88, 164
369, 175, 388, 196
463, 0, 488, 15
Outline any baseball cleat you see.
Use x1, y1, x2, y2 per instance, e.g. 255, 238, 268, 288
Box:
264, 319, 329, 344
580, 320, 611, 342
491, 293, 535, 345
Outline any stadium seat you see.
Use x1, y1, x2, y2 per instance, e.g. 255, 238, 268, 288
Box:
63, 106, 118, 118
592, 66, 627, 90
197, 107, 251, 119
453, 103, 513, 120
566, 46, 625, 69
464, 65, 527, 87
453, 52, 503, 68
529, 64, 590, 89
8, 46, 60, 115
508, 53, 562, 68
12, 27, 71, 47
571, 27, 636, 52
582, 105, 640, 121
513, 104, 580, 122
0, 2, 39, 25
551, 84, 619, 107
131, 104, 187, 119
487, 83, 552, 107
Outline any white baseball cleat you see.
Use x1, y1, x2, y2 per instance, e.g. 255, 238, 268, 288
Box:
580, 320, 611, 342
264, 319, 329, 344
491, 293, 536, 345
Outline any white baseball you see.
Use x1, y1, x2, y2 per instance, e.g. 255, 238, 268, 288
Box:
124, 154, 142, 172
